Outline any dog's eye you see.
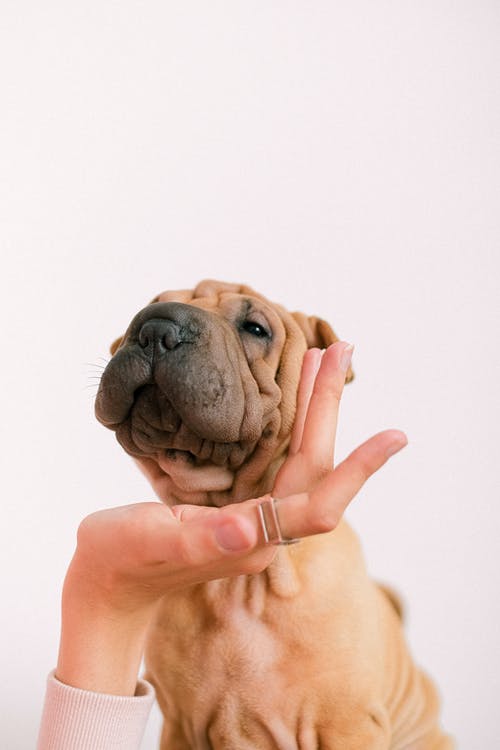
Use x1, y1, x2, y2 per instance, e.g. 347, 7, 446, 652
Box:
241, 320, 270, 338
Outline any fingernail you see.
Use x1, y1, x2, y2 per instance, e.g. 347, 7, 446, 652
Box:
215, 520, 251, 552
340, 343, 354, 372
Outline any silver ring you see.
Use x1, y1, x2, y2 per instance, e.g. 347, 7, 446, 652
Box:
257, 497, 300, 546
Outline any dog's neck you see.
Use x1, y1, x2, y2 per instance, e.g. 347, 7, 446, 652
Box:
183, 546, 305, 620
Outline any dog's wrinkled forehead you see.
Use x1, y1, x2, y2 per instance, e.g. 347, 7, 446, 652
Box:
116, 278, 353, 385
151, 279, 271, 315
147, 279, 289, 364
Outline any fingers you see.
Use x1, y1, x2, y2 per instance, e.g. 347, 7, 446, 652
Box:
171, 504, 261, 558
298, 342, 353, 468
84, 500, 271, 591
268, 429, 407, 540
171, 505, 261, 560
289, 348, 323, 454
184, 513, 258, 557
156, 510, 259, 575
149, 511, 269, 588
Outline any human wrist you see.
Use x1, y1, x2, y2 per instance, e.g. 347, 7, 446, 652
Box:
56, 554, 157, 696
65, 541, 160, 612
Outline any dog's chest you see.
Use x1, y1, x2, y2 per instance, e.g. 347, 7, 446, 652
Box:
144, 536, 375, 750
147, 568, 301, 698
146, 574, 306, 748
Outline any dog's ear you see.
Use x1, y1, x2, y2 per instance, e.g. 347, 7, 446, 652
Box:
109, 336, 123, 356
292, 312, 354, 383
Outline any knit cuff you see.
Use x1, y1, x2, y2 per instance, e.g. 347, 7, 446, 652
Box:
37, 670, 155, 750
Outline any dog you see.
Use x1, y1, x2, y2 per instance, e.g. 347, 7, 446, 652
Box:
95, 279, 453, 749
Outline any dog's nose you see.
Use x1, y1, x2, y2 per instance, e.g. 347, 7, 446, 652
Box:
138, 318, 183, 354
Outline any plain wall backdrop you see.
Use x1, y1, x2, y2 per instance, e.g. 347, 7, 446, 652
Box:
1, 2, 498, 747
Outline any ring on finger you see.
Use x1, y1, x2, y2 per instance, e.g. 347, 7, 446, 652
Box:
257, 497, 300, 546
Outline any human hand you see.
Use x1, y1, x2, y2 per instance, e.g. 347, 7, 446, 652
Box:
57, 497, 264, 696
57, 342, 406, 695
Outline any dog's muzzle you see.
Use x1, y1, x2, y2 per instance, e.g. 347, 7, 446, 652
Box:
94, 302, 265, 467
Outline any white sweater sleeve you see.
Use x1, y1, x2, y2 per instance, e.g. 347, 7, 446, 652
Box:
37, 670, 156, 750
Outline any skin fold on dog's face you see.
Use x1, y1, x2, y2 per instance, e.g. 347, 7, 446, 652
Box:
95, 279, 352, 507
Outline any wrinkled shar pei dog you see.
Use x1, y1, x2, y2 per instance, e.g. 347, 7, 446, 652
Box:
95, 279, 453, 750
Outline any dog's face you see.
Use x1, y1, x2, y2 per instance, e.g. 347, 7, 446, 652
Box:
95, 279, 352, 506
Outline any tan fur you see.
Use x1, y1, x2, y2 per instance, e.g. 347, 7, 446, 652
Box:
105, 280, 452, 749
145, 528, 452, 749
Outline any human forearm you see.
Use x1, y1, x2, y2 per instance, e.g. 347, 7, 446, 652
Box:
56, 556, 155, 696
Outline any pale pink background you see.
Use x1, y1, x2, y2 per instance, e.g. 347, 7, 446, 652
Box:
1, 2, 498, 748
